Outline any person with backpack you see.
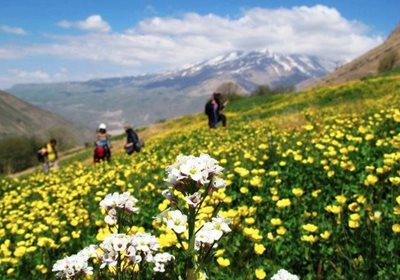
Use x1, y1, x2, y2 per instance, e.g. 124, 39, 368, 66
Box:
93, 123, 111, 163
37, 138, 59, 173
205, 92, 227, 128
123, 124, 144, 155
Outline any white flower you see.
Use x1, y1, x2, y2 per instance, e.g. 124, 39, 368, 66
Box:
152, 252, 175, 273
164, 210, 187, 234
271, 269, 299, 280
180, 158, 208, 182
77, 245, 98, 260
100, 192, 139, 225
165, 154, 224, 187
196, 229, 215, 246
162, 189, 175, 201
97, 233, 159, 269
201, 216, 231, 241
100, 192, 139, 213
184, 192, 202, 207
211, 177, 226, 189
100, 251, 118, 268
52, 254, 93, 279
210, 216, 231, 234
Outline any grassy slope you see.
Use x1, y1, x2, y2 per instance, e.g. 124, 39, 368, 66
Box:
10, 73, 400, 177
1, 72, 399, 279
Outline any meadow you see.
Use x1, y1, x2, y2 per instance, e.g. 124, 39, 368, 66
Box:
1, 73, 400, 279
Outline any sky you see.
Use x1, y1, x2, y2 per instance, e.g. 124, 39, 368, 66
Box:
0, 0, 398, 89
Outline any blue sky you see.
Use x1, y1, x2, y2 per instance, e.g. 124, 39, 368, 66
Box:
0, 0, 398, 88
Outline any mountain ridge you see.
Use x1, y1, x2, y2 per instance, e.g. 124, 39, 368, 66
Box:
0, 90, 92, 144
8, 50, 335, 132
304, 23, 400, 88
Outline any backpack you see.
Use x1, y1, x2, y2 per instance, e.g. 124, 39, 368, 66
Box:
125, 139, 144, 155
37, 148, 47, 163
95, 146, 105, 158
205, 100, 213, 116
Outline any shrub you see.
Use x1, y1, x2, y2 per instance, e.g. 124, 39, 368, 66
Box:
378, 50, 399, 72
0, 136, 42, 174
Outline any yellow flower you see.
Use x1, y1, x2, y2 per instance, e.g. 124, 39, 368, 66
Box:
356, 195, 366, 204
270, 218, 282, 226
250, 176, 263, 188
335, 195, 347, 204
276, 198, 291, 208
325, 205, 342, 214
312, 189, 321, 197
240, 187, 249, 194
234, 167, 250, 177
254, 243, 266, 255
389, 177, 400, 185
292, 188, 304, 197
304, 124, 314, 131
369, 211, 382, 223
252, 196, 263, 204
272, 195, 280, 202
301, 234, 318, 244
267, 232, 277, 241
349, 213, 360, 221
14, 246, 27, 258
320, 230, 331, 240
348, 202, 360, 212
217, 257, 230, 267
214, 249, 225, 257
392, 224, 400, 233
60, 236, 71, 243
348, 220, 360, 228
364, 174, 378, 186
7, 268, 15, 276
276, 226, 287, 235
36, 264, 48, 274
302, 223, 318, 233
258, 144, 268, 150
245, 217, 255, 225
396, 196, 400, 205
255, 268, 267, 279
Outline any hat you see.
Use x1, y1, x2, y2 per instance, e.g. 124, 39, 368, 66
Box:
98, 123, 106, 130
123, 123, 132, 129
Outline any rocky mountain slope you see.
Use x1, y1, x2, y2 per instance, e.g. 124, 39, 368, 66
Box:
0, 90, 91, 143
305, 23, 400, 88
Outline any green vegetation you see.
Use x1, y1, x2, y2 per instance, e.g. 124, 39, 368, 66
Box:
1, 72, 400, 279
0, 136, 41, 174
378, 50, 399, 72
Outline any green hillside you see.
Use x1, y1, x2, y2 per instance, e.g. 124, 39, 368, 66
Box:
0, 73, 400, 279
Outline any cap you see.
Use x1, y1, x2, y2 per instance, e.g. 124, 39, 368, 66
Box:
98, 123, 106, 130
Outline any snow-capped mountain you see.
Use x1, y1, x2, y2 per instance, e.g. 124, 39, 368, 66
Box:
72, 49, 336, 94
8, 50, 337, 131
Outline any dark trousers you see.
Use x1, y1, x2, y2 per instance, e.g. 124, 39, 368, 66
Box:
208, 114, 226, 128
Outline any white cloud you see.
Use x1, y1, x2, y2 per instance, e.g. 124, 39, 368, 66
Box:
57, 15, 111, 33
0, 5, 384, 87
0, 24, 26, 35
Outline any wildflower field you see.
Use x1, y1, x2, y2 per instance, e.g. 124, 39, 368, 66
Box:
1, 74, 400, 279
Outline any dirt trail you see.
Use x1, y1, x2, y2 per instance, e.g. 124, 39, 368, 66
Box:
8, 115, 200, 178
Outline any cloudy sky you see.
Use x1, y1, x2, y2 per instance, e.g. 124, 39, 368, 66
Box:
0, 0, 398, 89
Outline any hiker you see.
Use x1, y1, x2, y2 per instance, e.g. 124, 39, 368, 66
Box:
205, 92, 227, 128
37, 138, 59, 173
93, 123, 111, 163
124, 124, 144, 155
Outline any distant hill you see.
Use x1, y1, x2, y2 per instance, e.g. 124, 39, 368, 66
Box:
0, 90, 92, 145
304, 23, 400, 88
7, 50, 336, 133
